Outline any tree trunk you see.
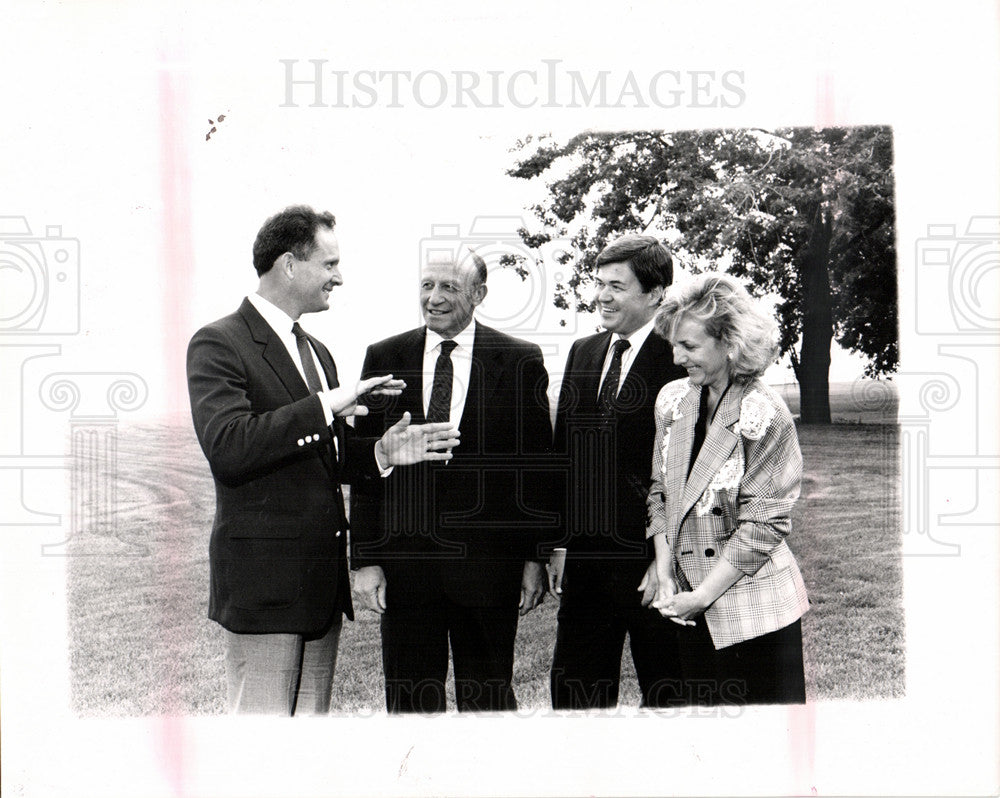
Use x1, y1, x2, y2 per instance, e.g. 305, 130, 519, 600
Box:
798, 207, 833, 424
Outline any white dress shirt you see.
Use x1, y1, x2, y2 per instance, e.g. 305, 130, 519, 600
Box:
247, 292, 335, 423
422, 319, 476, 425
246, 293, 398, 472
598, 316, 657, 397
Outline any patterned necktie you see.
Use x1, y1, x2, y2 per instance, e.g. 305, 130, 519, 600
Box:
291, 322, 324, 393
598, 338, 631, 414
427, 339, 458, 423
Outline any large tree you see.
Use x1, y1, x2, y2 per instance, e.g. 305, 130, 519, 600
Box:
506, 126, 897, 423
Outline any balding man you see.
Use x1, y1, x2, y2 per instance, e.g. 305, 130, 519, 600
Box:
350, 250, 554, 713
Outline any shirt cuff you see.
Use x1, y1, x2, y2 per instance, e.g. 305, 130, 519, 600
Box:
373, 441, 394, 477
317, 390, 335, 427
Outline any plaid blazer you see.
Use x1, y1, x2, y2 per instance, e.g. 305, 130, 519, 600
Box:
647, 377, 809, 649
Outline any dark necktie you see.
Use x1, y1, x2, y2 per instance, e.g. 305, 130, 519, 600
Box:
292, 322, 324, 393
687, 387, 711, 479
427, 339, 458, 423
598, 338, 631, 414
292, 321, 342, 466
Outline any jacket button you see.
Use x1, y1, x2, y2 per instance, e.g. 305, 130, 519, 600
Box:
711, 507, 722, 516
297, 438, 305, 446
705, 548, 715, 557
335, 530, 341, 537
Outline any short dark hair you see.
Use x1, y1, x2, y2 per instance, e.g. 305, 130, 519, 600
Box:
252, 205, 336, 277
595, 234, 673, 292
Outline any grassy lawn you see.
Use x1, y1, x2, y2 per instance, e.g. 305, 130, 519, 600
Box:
67, 382, 902, 714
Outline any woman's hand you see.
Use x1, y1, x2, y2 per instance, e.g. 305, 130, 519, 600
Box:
652, 589, 706, 626
647, 532, 690, 624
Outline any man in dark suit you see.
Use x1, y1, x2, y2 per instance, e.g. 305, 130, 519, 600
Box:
186, 205, 459, 715
548, 234, 687, 709
350, 249, 554, 713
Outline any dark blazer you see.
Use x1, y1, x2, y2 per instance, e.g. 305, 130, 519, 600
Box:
553, 329, 686, 555
350, 323, 556, 607
187, 298, 379, 635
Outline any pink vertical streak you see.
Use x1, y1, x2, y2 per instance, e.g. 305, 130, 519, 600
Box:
790, 700, 818, 795
816, 73, 837, 127
156, 41, 194, 798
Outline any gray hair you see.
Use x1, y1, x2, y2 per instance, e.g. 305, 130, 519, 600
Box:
654, 272, 779, 382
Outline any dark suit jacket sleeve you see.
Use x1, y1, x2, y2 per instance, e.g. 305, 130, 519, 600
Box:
552, 338, 581, 457
520, 342, 560, 560
548, 339, 582, 551
348, 343, 389, 567
187, 324, 337, 484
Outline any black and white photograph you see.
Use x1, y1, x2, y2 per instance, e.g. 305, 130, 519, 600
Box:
1, 2, 997, 796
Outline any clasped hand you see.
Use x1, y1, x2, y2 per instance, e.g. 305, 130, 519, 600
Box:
637, 563, 699, 627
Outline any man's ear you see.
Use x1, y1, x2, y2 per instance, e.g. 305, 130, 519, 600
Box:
472, 283, 488, 306
280, 252, 296, 279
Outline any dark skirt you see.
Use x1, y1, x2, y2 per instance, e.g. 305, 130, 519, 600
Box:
671, 617, 806, 705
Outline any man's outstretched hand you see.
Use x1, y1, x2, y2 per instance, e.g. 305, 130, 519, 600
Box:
376, 411, 461, 466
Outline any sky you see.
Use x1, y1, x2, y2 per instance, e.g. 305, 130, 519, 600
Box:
1, 1, 999, 796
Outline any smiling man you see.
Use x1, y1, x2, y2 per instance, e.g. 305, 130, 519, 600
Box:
186, 205, 459, 714
350, 249, 555, 713
547, 234, 688, 709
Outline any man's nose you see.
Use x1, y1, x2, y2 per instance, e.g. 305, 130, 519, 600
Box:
329, 268, 343, 286
597, 285, 613, 303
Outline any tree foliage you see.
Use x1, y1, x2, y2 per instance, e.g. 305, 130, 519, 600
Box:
506, 126, 898, 422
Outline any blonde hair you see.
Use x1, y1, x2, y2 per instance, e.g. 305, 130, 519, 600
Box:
654, 272, 779, 382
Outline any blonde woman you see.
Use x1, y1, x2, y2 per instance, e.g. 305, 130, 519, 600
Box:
644, 272, 809, 704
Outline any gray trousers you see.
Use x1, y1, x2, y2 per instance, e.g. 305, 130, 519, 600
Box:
223, 621, 342, 715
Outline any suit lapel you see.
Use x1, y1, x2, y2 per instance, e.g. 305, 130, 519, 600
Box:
457, 324, 503, 449
309, 333, 345, 470
678, 382, 743, 521
665, 385, 698, 539
579, 332, 612, 410
239, 299, 311, 401
239, 300, 340, 474
471, 324, 507, 402
398, 328, 428, 422
311, 335, 340, 390
620, 332, 670, 410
